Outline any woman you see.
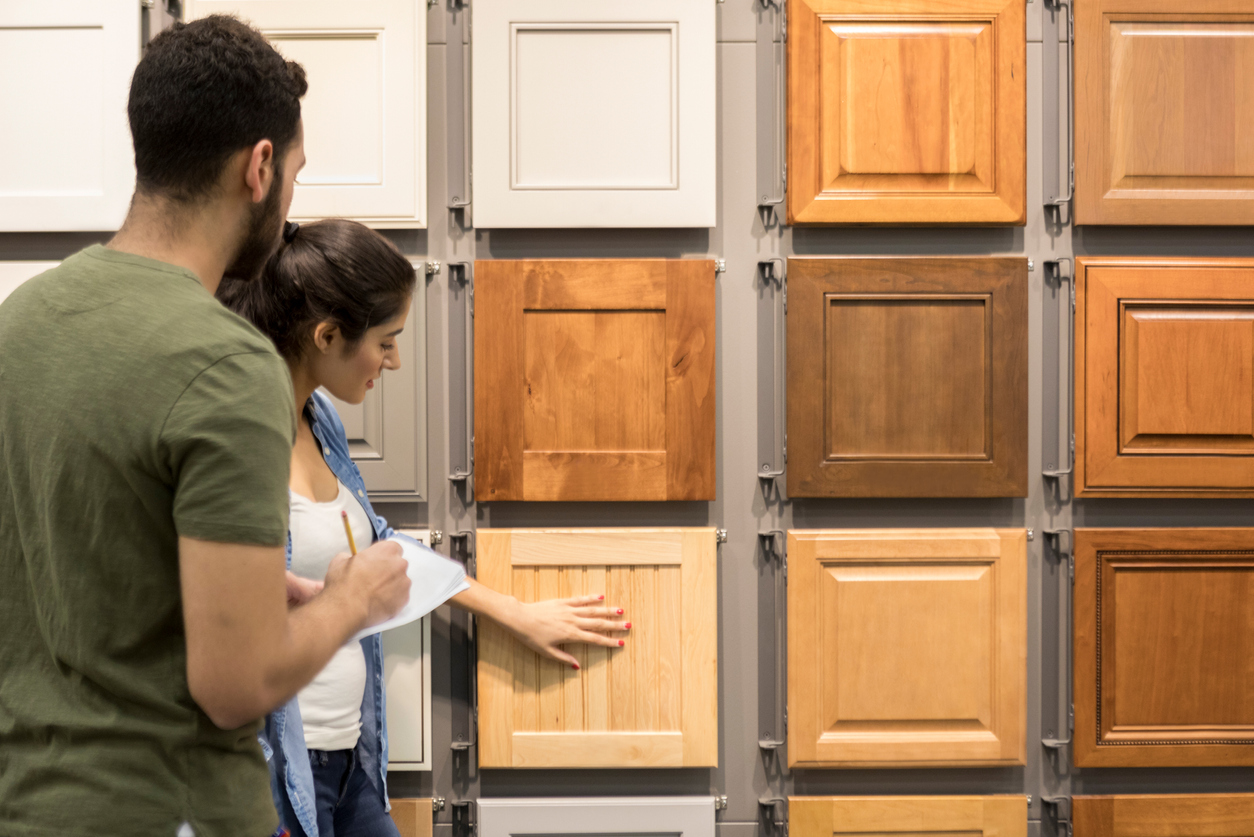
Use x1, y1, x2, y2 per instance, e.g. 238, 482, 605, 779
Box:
218, 219, 628, 837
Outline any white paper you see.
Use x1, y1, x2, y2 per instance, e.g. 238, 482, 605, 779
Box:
351, 535, 469, 642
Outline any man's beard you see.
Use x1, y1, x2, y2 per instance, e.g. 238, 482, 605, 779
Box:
223, 166, 285, 282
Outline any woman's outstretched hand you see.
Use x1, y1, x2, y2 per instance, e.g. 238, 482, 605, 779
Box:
508, 594, 629, 668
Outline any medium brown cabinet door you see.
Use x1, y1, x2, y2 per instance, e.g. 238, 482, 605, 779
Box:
474, 260, 715, 501
1074, 529, 1254, 767
1076, 258, 1254, 497
791, 796, 1026, 837
1076, 1, 1254, 225
787, 0, 1025, 225
788, 529, 1026, 768
787, 258, 1027, 497
477, 528, 718, 768
1074, 795, 1254, 837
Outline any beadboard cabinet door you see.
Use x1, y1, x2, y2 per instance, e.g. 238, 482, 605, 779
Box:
1074, 795, 1254, 837
382, 530, 434, 771
474, 260, 715, 502
479, 798, 716, 837
471, 0, 715, 228
787, 0, 1025, 225
787, 258, 1028, 498
1074, 529, 1254, 768
1076, 1, 1254, 225
185, 0, 426, 228
0, 2, 138, 231
789, 529, 1026, 768
791, 796, 1027, 837
0, 263, 58, 305
477, 528, 718, 768
1076, 258, 1254, 497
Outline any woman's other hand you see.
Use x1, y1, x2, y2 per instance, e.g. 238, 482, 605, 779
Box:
285, 571, 324, 607
508, 594, 629, 668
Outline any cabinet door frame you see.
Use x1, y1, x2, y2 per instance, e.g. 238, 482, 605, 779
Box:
790, 796, 1027, 837
382, 530, 434, 772
478, 798, 716, 837
1074, 795, 1254, 837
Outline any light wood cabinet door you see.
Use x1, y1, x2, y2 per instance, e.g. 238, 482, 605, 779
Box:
474, 260, 715, 502
0, 2, 137, 231
788, 529, 1026, 768
787, 258, 1027, 498
1076, 258, 1254, 497
185, 0, 426, 228
388, 799, 433, 837
477, 528, 718, 768
787, 0, 1025, 225
1076, 1, 1254, 225
382, 530, 434, 771
791, 796, 1027, 837
1074, 795, 1254, 837
1074, 529, 1254, 767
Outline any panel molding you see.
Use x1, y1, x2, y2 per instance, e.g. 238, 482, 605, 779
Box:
1074, 795, 1254, 837
790, 796, 1028, 837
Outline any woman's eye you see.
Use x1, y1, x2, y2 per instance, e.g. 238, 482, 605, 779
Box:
382, 343, 395, 351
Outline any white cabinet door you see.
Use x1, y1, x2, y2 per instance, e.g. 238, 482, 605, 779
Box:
0, 263, 59, 305
185, 1, 427, 228
383, 529, 433, 771
479, 798, 716, 837
0, 3, 137, 231
471, 0, 716, 228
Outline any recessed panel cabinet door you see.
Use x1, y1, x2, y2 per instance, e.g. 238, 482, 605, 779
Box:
1076, 1, 1254, 225
1076, 258, 1254, 497
471, 0, 715, 228
787, 0, 1025, 225
382, 530, 434, 771
185, 0, 426, 228
788, 529, 1026, 768
1074, 795, 1254, 837
1074, 529, 1254, 768
388, 799, 434, 837
474, 260, 716, 502
791, 797, 1027, 837
787, 258, 1027, 498
477, 528, 718, 768
0, 2, 137, 231
479, 798, 715, 837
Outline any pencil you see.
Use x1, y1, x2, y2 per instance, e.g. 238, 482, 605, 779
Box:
341, 510, 358, 555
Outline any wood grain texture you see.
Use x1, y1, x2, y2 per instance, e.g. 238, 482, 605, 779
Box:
474, 259, 715, 501
1074, 795, 1254, 837
787, 258, 1027, 497
788, 529, 1026, 768
790, 796, 1027, 837
1076, 2, 1254, 225
388, 799, 433, 837
787, 0, 1025, 225
476, 528, 718, 768
1074, 529, 1254, 767
1076, 258, 1254, 497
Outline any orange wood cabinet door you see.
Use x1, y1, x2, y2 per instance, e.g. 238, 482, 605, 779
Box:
1076, 258, 1254, 497
1074, 795, 1254, 837
1076, 1, 1254, 225
788, 529, 1026, 768
791, 796, 1026, 837
787, 258, 1027, 497
477, 528, 718, 768
787, 0, 1025, 225
474, 260, 715, 501
1074, 529, 1254, 767
388, 799, 433, 837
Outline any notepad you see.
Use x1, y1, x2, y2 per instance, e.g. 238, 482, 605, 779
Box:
351, 534, 470, 641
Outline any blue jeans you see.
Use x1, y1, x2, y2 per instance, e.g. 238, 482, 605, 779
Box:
282, 748, 401, 837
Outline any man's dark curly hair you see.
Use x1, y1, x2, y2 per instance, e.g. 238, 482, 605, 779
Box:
128, 15, 308, 202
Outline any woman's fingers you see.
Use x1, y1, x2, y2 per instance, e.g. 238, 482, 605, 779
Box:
578, 631, 625, 648
567, 594, 605, 607
537, 645, 580, 667
574, 617, 629, 633
573, 606, 622, 619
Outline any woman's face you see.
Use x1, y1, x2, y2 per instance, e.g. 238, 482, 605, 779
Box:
308, 299, 411, 405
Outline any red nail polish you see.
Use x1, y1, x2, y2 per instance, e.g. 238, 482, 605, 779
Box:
572, 663, 580, 670
618, 639, 625, 647
598, 595, 605, 600
624, 622, 632, 629
616, 608, 624, 615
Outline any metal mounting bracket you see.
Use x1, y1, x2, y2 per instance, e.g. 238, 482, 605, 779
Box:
1043, 797, 1073, 837
758, 260, 787, 488
1043, 528, 1074, 753
758, 530, 787, 753
1044, 0, 1074, 217
448, 262, 474, 486
1043, 259, 1075, 485
759, 797, 789, 837
756, 0, 787, 220
452, 801, 477, 837
447, 0, 471, 214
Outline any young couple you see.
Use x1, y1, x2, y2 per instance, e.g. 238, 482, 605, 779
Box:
0, 15, 624, 837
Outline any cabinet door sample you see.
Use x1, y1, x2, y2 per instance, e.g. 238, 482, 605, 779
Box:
382, 531, 434, 771
185, 0, 426, 228
1076, 2, 1254, 225
477, 528, 718, 768
788, 529, 1026, 768
474, 260, 716, 502
787, 258, 1027, 498
787, 0, 1025, 225
388, 799, 433, 837
479, 798, 715, 837
0, 263, 59, 305
1074, 795, 1254, 837
471, 0, 715, 228
1076, 258, 1254, 497
0, 2, 137, 231
791, 797, 1026, 837
1074, 529, 1254, 768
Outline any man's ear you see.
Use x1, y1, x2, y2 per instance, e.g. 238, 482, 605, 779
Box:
312, 322, 338, 354
243, 139, 276, 204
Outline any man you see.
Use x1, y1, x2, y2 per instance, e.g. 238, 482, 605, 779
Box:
0, 16, 409, 837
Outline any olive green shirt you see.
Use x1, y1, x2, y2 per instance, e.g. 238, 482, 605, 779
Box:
0, 246, 296, 837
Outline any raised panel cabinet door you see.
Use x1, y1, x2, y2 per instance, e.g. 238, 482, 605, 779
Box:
478, 798, 716, 837
388, 799, 433, 837
185, 0, 426, 228
1074, 795, 1254, 837
474, 260, 716, 502
788, 529, 1027, 768
0, 2, 137, 231
476, 528, 718, 768
0, 263, 59, 305
1076, 1, 1254, 225
791, 796, 1026, 837
382, 530, 433, 771
787, 258, 1027, 498
1076, 258, 1254, 497
471, 0, 715, 228
1074, 529, 1254, 768
787, 0, 1025, 225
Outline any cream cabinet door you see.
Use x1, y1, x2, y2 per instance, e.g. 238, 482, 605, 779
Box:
471, 0, 716, 228
382, 530, 433, 771
479, 798, 716, 837
0, 2, 137, 231
184, 0, 426, 228
0, 263, 59, 305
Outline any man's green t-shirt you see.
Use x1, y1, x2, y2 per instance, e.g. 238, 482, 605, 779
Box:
0, 246, 296, 837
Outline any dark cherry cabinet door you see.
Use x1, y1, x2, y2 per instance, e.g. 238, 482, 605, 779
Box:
1075, 795, 1254, 837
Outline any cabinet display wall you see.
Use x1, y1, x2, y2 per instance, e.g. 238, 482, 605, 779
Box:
388, 799, 434, 837
1073, 795, 1254, 837
0, 263, 58, 305
381, 530, 436, 772
790, 796, 1027, 837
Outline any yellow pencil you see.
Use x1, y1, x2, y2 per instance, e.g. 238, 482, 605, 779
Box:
341, 510, 358, 555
